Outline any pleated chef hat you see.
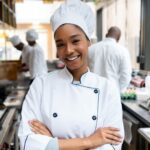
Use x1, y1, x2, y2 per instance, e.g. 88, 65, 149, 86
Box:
9, 35, 21, 46
50, 0, 95, 40
26, 29, 38, 42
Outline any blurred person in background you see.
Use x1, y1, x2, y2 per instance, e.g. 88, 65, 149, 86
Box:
9, 35, 31, 72
26, 29, 48, 81
88, 26, 132, 93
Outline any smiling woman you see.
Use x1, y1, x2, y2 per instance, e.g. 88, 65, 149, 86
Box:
55, 24, 90, 80
18, 0, 124, 150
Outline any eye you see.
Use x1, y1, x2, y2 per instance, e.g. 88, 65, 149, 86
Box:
56, 43, 65, 48
72, 39, 80, 44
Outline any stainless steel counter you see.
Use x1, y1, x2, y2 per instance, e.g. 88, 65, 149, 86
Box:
122, 100, 150, 126
0, 76, 30, 149
0, 108, 16, 147
122, 100, 150, 150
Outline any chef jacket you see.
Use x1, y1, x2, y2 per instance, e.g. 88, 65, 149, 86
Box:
88, 38, 132, 92
18, 67, 124, 150
21, 45, 32, 68
28, 43, 48, 79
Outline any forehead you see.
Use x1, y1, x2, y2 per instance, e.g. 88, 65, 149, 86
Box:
54, 24, 85, 40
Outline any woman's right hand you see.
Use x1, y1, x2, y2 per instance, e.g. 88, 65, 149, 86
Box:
87, 127, 123, 148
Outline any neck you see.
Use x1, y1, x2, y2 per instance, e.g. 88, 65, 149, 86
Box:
108, 36, 118, 42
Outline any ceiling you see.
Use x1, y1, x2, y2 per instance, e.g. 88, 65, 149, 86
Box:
15, 0, 115, 3
16, 0, 64, 2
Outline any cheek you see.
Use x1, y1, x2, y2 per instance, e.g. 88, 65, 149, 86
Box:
57, 50, 64, 59
79, 45, 88, 56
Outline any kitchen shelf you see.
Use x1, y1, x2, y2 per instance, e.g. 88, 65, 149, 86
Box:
0, 0, 16, 28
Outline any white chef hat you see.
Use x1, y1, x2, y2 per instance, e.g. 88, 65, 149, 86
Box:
9, 35, 21, 46
26, 29, 38, 42
50, 0, 95, 40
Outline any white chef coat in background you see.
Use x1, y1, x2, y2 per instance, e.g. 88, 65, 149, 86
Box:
28, 43, 48, 79
18, 67, 124, 150
21, 45, 32, 69
88, 38, 132, 92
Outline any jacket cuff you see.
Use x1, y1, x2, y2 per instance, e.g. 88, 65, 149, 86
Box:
45, 138, 59, 150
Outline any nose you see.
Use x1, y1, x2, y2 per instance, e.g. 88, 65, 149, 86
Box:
66, 43, 74, 55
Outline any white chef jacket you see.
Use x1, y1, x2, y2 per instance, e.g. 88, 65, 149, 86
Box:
18, 67, 124, 150
21, 45, 32, 68
88, 38, 132, 92
29, 43, 48, 79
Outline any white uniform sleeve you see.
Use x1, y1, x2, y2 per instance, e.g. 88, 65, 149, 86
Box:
22, 46, 30, 67
45, 138, 59, 150
33, 47, 47, 77
99, 82, 124, 150
119, 48, 132, 91
18, 77, 53, 150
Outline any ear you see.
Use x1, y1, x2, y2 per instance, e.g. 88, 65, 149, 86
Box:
87, 40, 91, 47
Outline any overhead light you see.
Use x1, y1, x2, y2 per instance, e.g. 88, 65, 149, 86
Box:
16, 0, 24, 2
0, 31, 8, 39
43, 0, 64, 3
43, 0, 53, 3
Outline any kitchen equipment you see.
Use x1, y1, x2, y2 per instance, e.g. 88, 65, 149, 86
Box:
0, 80, 13, 104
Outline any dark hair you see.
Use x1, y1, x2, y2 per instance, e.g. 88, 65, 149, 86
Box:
106, 26, 121, 42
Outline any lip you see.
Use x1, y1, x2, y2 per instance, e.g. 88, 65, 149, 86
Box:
65, 55, 80, 61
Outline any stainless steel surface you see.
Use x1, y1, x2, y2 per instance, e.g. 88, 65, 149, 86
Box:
122, 100, 150, 126
0, 108, 16, 146
0, 74, 30, 149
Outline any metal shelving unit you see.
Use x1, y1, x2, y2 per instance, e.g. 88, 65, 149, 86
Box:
0, 0, 16, 28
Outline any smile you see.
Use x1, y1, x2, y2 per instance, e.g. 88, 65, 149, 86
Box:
66, 55, 80, 61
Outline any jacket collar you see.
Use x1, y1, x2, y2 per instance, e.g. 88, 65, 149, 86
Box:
104, 37, 116, 43
63, 67, 90, 84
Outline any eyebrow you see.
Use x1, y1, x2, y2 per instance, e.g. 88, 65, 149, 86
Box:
56, 34, 81, 43
71, 34, 81, 38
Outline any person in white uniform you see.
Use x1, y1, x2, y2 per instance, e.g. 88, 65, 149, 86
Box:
88, 26, 132, 92
18, 1, 124, 150
26, 29, 48, 80
9, 35, 31, 71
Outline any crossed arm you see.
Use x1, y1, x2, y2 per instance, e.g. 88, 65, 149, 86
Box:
29, 120, 122, 150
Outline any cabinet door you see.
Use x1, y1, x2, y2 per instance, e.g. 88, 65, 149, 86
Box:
0, 1, 3, 21
0, 0, 16, 27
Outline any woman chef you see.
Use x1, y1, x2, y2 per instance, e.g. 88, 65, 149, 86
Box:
18, 0, 124, 149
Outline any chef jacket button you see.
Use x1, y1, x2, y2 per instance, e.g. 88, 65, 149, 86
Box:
94, 89, 98, 94
92, 115, 97, 120
53, 113, 58, 118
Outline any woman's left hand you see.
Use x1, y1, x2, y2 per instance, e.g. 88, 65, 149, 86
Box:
28, 120, 52, 137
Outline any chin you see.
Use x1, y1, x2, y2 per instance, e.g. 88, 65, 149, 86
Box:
67, 66, 80, 71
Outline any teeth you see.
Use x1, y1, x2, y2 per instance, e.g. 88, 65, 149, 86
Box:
67, 56, 78, 61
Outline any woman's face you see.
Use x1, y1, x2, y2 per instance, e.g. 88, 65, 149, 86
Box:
54, 24, 90, 73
